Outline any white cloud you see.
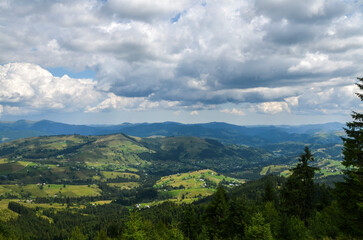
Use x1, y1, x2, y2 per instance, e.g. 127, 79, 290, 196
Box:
220, 108, 245, 116
255, 102, 291, 114
190, 110, 198, 116
0, 62, 101, 113
288, 52, 351, 73
86, 93, 180, 112
284, 96, 299, 107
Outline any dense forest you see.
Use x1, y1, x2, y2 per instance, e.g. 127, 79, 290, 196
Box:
0, 78, 362, 239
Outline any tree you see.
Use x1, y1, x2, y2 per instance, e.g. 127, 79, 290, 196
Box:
68, 227, 87, 240
263, 179, 277, 204
122, 210, 148, 240
335, 77, 363, 237
245, 212, 273, 240
204, 186, 229, 239
281, 146, 318, 221
181, 205, 199, 239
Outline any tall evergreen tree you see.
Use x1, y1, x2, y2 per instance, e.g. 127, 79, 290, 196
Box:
204, 186, 229, 239
335, 77, 363, 237
281, 146, 318, 221
263, 179, 277, 204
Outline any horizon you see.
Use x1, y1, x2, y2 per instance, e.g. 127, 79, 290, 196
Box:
0, 118, 347, 128
0, 1, 362, 125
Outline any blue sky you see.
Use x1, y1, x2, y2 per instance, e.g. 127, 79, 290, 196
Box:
0, 0, 362, 125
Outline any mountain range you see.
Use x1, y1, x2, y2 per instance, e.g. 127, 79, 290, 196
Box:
0, 120, 345, 146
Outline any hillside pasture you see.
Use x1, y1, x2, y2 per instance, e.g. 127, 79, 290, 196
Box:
155, 169, 243, 202
101, 171, 139, 180
107, 182, 139, 190
155, 169, 242, 189
260, 165, 290, 176
0, 184, 102, 198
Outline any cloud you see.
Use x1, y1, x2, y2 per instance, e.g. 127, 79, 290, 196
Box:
255, 102, 291, 114
0, 63, 101, 113
100, 0, 192, 22
190, 111, 198, 116
85, 93, 180, 112
220, 108, 245, 116
0, 0, 362, 119
288, 52, 351, 73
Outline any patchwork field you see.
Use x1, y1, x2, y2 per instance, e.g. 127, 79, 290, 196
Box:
107, 182, 139, 190
260, 159, 344, 179
260, 165, 290, 175
0, 184, 102, 198
101, 171, 139, 180
155, 169, 243, 201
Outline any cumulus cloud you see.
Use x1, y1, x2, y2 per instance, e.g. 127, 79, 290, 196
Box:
255, 102, 291, 114
0, 0, 362, 119
190, 111, 199, 116
86, 93, 180, 112
0, 63, 101, 113
220, 108, 245, 116
288, 52, 351, 74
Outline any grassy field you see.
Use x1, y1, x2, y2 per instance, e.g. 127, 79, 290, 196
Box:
260, 159, 344, 179
0, 184, 102, 198
155, 169, 243, 201
107, 182, 139, 190
101, 171, 139, 180
0, 199, 19, 221
156, 169, 242, 189
316, 159, 343, 178
260, 165, 290, 176
0, 158, 8, 164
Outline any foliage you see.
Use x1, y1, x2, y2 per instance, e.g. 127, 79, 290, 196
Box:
204, 186, 229, 239
281, 146, 318, 220
245, 212, 273, 240
335, 77, 363, 237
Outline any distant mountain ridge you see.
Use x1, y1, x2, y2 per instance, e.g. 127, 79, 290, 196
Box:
0, 119, 345, 146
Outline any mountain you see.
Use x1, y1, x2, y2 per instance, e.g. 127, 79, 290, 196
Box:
0, 120, 345, 146
0, 133, 271, 184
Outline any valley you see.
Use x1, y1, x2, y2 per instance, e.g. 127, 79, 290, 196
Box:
0, 124, 344, 211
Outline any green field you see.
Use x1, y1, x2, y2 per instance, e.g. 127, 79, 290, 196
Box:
0, 184, 102, 198
107, 182, 139, 190
101, 171, 139, 180
316, 159, 343, 178
155, 169, 243, 201
0, 199, 19, 221
156, 169, 242, 188
260, 165, 290, 175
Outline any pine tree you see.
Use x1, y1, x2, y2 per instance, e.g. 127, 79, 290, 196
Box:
263, 179, 277, 204
281, 146, 318, 221
245, 212, 273, 240
122, 210, 148, 240
68, 227, 87, 240
204, 186, 229, 239
335, 77, 363, 237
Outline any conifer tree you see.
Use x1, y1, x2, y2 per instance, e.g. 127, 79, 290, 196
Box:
204, 186, 229, 239
335, 77, 363, 237
281, 146, 318, 221
263, 179, 277, 204
245, 212, 273, 240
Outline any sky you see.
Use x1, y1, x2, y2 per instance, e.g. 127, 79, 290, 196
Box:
0, 0, 362, 126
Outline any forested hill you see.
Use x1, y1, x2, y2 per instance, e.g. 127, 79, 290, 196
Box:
0, 134, 267, 181
0, 120, 344, 146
